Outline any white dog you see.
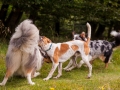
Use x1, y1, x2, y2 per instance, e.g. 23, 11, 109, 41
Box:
39, 23, 91, 80
0, 19, 43, 86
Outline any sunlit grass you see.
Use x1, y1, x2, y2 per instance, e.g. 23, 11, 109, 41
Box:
0, 39, 120, 90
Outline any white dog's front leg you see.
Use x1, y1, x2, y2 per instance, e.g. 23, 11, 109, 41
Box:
63, 59, 73, 70
33, 72, 40, 78
54, 62, 62, 79
77, 60, 84, 68
66, 55, 79, 71
43, 63, 59, 81
64, 55, 78, 71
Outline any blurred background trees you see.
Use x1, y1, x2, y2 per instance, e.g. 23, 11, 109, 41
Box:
0, 0, 120, 40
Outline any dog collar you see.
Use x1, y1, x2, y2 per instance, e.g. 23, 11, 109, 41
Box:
45, 43, 52, 52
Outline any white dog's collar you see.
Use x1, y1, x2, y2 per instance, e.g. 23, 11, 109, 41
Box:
45, 43, 52, 52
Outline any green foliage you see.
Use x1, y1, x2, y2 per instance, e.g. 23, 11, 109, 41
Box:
1, 0, 120, 39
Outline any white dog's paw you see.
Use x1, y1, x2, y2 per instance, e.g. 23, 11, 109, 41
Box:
29, 82, 35, 85
63, 68, 67, 70
0, 83, 5, 86
33, 72, 40, 78
86, 76, 91, 79
53, 76, 59, 79
43, 77, 49, 81
53, 75, 61, 79
53, 76, 58, 79
65, 69, 71, 72
87, 74, 91, 79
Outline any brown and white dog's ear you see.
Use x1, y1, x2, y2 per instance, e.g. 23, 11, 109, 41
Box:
41, 36, 45, 39
38, 36, 48, 46
72, 31, 75, 39
46, 37, 52, 43
72, 31, 75, 36
42, 36, 52, 44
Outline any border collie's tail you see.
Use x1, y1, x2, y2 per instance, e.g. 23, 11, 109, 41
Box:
111, 31, 120, 47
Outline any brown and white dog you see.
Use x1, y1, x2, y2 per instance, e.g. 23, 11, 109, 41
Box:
0, 19, 43, 86
39, 23, 92, 80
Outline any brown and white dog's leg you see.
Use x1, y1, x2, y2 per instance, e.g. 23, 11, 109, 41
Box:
63, 58, 74, 70
43, 63, 59, 81
77, 60, 85, 68
54, 62, 62, 78
66, 55, 78, 71
64, 54, 79, 71
77, 55, 92, 68
81, 55, 92, 78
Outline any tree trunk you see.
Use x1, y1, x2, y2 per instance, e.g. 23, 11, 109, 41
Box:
54, 16, 60, 36
89, 22, 98, 39
95, 24, 105, 39
55, 21, 60, 36
0, 4, 9, 22
29, 11, 37, 23
107, 22, 114, 38
114, 21, 120, 32
5, 6, 23, 39
29, 4, 39, 23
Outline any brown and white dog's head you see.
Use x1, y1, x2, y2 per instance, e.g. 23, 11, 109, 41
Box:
38, 36, 52, 47
38, 36, 52, 63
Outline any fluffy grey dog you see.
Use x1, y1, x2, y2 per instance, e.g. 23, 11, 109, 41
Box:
0, 19, 43, 85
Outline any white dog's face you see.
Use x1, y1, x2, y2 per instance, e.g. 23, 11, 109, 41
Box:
38, 36, 52, 47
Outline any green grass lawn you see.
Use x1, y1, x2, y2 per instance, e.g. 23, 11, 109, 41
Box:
0, 40, 120, 90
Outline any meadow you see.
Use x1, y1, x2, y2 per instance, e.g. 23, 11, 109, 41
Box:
0, 39, 120, 90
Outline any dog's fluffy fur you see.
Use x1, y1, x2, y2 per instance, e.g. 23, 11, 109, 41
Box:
38, 23, 92, 80
0, 19, 43, 85
64, 30, 120, 71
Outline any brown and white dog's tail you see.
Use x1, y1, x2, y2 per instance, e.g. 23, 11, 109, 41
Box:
86, 22, 91, 44
83, 22, 91, 55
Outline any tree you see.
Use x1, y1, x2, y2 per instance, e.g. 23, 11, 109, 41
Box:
0, 0, 120, 39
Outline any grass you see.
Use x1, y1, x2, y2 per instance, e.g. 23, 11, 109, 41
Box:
0, 39, 120, 90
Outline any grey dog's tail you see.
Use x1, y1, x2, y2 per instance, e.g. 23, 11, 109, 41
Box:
10, 19, 39, 49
